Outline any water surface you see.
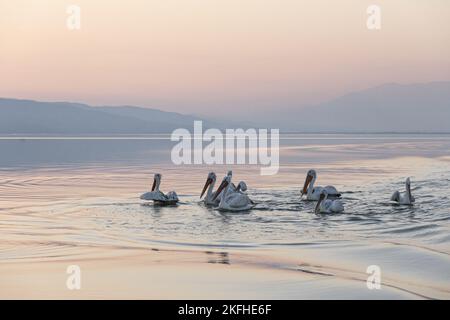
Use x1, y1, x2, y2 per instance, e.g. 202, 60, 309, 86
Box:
1, 134, 449, 299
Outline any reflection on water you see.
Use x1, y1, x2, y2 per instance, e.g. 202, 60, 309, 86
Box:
206, 251, 230, 265
1, 134, 450, 298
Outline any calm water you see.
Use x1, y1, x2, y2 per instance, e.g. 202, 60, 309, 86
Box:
1, 134, 450, 299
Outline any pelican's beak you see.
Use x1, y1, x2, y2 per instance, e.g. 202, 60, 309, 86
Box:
200, 178, 212, 198
151, 177, 157, 191
301, 174, 313, 195
212, 179, 229, 201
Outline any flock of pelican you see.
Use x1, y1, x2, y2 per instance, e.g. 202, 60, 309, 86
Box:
140, 169, 415, 213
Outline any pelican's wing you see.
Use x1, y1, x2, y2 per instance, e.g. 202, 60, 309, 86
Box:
324, 185, 340, 196
398, 193, 413, 205
140, 191, 168, 201
322, 199, 333, 213
166, 191, 179, 201
227, 193, 253, 209
140, 192, 153, 200
331, 200, 344, 213
391, 191, 400, 202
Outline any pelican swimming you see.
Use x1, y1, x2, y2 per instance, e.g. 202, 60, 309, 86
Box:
301, 169, 341, 201
391, 177, 415, 205
200, 172, 220, 206
200, 171, 237, 206
212, 175, 254, 212
235, 181, 248, 193
315, 190, 344, 214
140, 173, 179, 205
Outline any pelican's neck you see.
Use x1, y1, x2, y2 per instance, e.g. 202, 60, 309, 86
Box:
220, 180, 232, 204
406, 181, 412, 201
207, 179, 216, 199
308, 175, 316, 195
314, 201, 320, 214
315, 193, 327, 213
315, 196, 322, 213
154, 177, 161, 192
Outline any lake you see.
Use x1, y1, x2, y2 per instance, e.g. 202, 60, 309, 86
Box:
0, 134, 449, 299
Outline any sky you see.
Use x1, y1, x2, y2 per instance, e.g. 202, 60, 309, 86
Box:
1, 0, 449, 118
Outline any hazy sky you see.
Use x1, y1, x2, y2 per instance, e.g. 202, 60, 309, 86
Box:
1, 0, 449, 117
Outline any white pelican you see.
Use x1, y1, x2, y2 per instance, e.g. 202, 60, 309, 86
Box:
315, 190, 344, 214
301, 169, 341, 201
140, 173, 179, 205
391, 177, 415, 205
212, 175, 254, 212
200, 172, 220, 206
235, 181, 248, 193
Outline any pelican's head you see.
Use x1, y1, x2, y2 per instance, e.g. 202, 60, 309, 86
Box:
301, 169, 317, 195
212, 175, 231, 201
200, 172, 216, 198
236, 181, 247, 192
227, 170, 233, 178
152, 173, 162, 191
406, 177, 411, 186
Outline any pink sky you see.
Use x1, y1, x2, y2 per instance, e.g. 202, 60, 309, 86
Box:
1, 0, 449, 117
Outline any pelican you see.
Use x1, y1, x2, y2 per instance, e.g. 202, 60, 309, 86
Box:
391, 177, 415, 205
212, 175, 254, 212
235, 181, 248, 193
301, 169, 341, 201
140, 173, 179, 205
315, 190, 344, 214
200, 172, 220, 206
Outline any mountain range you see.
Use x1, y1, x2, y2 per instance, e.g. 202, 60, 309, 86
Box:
252, 82, 450, 133
0, 82, 449, 134
0, 99, 215, 134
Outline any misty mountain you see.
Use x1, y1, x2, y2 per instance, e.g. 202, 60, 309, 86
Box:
0, 98, 213, 134
1, 82, 449, 134
260, 82, 450, 133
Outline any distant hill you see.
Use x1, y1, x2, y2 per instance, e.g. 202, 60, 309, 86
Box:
0, 98, 215, 134
258, 82, 450, 133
